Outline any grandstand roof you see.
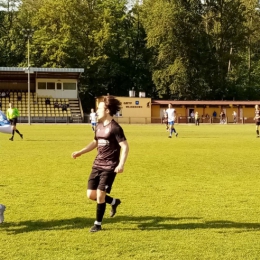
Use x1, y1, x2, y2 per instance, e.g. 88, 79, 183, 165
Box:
152, 100, 260, 106
0, 67, 84, 81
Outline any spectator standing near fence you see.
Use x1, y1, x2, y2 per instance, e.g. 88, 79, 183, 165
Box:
190, 111, 195, 123
212, 111, 217, 123
254, 105, 260, 137
232, 111, 237, 124
6, 102, 23, 141
220, 110, 226, 124
89, 108, 97, 132
195, 111, 200, 126
72, 96, 129, 232
166, 104, 178, 138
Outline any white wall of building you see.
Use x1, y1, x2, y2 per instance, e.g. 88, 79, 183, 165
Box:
36, 78, 78, 99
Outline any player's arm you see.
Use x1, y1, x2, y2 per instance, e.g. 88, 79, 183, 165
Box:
114, 140, 129, 173
71, 140, 97, 159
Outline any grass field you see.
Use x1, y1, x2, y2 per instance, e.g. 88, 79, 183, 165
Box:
1, 123, 260, 260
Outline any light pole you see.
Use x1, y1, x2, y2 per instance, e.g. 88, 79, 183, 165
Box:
22, 28, 34, 125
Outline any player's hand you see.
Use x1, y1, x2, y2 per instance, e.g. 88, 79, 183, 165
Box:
114, 165, 124, 173
71, 152, 81, 159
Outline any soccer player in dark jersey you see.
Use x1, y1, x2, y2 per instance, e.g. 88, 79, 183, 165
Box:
254, 105, 260, 137
72, 95, 129, 232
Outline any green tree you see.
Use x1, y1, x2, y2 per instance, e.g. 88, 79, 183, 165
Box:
142, 0, 214, 100
0, 0, 23, 66
141, 0, 249, 100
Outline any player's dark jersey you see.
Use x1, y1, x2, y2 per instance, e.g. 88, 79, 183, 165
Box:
93, 119, 126, 171
255, 110, 260, 122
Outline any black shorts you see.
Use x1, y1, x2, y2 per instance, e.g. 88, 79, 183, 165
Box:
88, 168, 117, 193
9, 118, 17, 126
256, 120, 260, 126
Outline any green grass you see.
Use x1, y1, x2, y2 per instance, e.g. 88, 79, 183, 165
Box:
1, 123, 260, 260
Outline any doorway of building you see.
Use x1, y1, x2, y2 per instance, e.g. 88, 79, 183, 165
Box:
188, 108, 194, 123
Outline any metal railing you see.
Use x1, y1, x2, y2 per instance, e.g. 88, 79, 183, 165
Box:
18, 116, 72, 124
16, 115, 257, 124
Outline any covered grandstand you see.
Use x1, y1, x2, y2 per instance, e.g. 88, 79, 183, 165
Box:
0, 67, 84, 123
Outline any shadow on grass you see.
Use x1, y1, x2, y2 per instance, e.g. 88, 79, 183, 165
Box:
179, 137, 220, 139
24, 140, 76, 142
0, 217, 92, 234
129, 218, 260, 232
1, 216, 260, 234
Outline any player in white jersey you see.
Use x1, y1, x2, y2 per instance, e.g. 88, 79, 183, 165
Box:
90, 108, 97, 131
166, 103, 178, 138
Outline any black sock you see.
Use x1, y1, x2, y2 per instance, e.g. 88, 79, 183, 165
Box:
15, 129, 21, 135
172, 128, 176, 133
257, 130, 259, 135
12, 130, 14, 136
105, 195, 113, 204
96, 203, 106, 223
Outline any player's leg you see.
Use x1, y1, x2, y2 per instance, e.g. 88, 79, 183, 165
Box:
87, 189, 97, 200
168, 122, 173, 137
171, 122, 178, 137
256, 123, 259, 137
87, 168, 99, 231
90, 171, 118, 232
87, 190, 120, 217
87, 169, 102, 232
14, 119, 23, 139
89, 188, 106, 232
102, 171, 120, 217
9, 120, 14, 141
165, 120, 169, 130
87, 169, 100, 201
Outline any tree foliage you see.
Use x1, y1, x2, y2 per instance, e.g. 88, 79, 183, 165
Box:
0, 0, 260, 111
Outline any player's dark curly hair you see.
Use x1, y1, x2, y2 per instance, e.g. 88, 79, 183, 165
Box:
103, 95, 122, 116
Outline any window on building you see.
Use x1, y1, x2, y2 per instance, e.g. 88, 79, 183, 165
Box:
38, 82, 46, 89
57, 83, 62, 90
63, 83, 76, 90
47, 82, 55, 90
